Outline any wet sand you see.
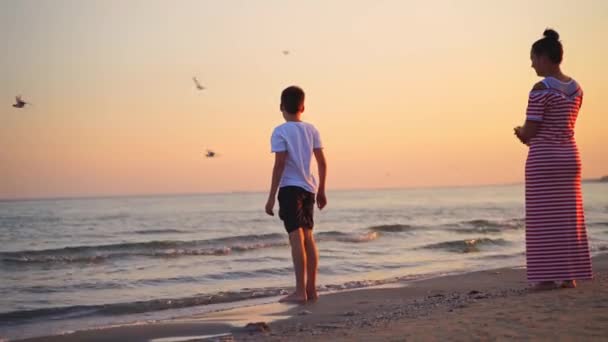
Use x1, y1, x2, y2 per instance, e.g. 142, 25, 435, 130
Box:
16, 254, 608, 342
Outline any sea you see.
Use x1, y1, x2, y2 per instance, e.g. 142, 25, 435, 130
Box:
1, 183, 607, 340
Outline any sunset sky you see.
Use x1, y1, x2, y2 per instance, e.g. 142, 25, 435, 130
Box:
1, 0, 607, 199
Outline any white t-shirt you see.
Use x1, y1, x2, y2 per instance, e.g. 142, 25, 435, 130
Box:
270, 121, 323, 193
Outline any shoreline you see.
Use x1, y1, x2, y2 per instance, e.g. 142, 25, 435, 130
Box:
14, 253, 608, 342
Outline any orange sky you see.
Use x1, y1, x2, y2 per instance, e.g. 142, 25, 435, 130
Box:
1, 0, 607, 199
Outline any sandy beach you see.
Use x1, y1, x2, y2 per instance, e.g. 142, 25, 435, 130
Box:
14, 253, 608, 342
4, 1, 608, 341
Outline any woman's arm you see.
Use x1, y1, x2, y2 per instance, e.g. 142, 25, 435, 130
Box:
514, 82, 546, 145
515, 120, 541, 145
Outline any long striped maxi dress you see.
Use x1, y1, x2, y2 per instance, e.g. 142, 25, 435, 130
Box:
524, 76, 593, 283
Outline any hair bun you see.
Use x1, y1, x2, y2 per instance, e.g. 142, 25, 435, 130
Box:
543, 29, 560, 41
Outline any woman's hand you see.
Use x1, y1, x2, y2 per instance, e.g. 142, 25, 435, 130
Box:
514, 126, 526, 145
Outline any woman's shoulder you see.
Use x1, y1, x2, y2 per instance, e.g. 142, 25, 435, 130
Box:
542, 76, 583, 97
531, 81, 548, 91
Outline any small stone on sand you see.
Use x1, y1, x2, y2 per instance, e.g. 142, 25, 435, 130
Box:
244, 322, 270, 333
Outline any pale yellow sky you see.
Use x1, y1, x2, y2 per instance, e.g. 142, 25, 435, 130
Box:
1, 0, 607, 199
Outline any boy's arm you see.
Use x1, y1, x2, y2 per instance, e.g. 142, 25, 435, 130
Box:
313, 148, 327, 209
265, 151, 287, 216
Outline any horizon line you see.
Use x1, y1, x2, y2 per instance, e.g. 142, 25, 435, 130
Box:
1, 178, 605, 203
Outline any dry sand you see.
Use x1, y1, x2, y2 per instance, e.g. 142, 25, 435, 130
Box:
16, 254, 608, 342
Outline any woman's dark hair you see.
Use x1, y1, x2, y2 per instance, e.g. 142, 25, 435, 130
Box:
531, 29, 563, 64
281, 86, 305, 114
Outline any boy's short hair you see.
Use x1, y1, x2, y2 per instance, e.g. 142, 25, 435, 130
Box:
281, 86, 305, 115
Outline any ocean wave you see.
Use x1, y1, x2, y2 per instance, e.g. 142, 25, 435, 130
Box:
12, 266, 294, 296
132, 229, 192, 235
94, 213, 130, 221
591, 245, 608, 252
368, 224, 413, 233
0, 233, 286, 265
317, 231, 379, 243
449, 218, 524, 234
0, 288, 283, 325
421, 238, 510, 253
18, 281, 129, 294
0, 215, 62, 226
0, 230, 383, 266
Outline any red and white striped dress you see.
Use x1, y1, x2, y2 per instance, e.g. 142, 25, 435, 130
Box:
525, 76, 592, 283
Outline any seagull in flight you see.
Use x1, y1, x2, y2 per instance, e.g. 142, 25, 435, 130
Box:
193, 77, 205, 91
12, 95, 28, 108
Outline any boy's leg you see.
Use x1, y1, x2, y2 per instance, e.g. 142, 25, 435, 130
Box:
280, 228, 307, 303
303, 229, 318, 301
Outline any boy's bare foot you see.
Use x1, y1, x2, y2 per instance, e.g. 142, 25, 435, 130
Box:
530, 281, 558, 291
279, 292, 307, 303
306, 290, 318, 302
561, 280, 577, 288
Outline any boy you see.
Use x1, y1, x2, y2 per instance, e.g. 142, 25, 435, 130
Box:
265, 86, 327, 303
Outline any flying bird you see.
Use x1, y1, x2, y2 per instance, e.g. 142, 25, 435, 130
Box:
205, 149, 217, 158
12, 95, 28, 108
193, 77, 205, 90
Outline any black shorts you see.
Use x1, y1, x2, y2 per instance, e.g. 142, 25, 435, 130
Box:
278, 186, 315, 233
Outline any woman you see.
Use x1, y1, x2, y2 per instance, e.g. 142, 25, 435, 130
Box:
514, 29, 592, 289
